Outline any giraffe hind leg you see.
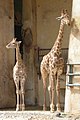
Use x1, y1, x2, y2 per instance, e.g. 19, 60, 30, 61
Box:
56, 68, 63, 112
49, 71, 57, 113
56, 58, 64, 112
41, 67, 48, 111
15, 81, 20, 111
56, 75, 61, 112
48, 75, 52, 105
21, 80, 25, 111
43, 78, 47, 111
50, 77, 55, 113
20, 90, 22, 110
14, 79, 20, 111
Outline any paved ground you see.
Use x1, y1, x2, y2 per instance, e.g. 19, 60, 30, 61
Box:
0, 110, 79, 120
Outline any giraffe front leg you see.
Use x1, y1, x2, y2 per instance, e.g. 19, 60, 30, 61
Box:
14, 80, 20, 111
48, 85, 52, 104
40, 65, 48, 111
48, 75, 52, 104
43, 79, 47, 111
21, 80, 25, 111
50, 77, 55, 113
56, 75, 61, 112
21, 92, 25, 111
16, 91, 20, 111
20, 91, 22, 110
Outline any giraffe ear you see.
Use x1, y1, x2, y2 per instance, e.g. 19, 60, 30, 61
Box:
64, 9, 68, 14
56, 16, 62, 20
18, 41, 22, 44
56, 16, 64, 20
61, 9, 68, 16
61, 9, 65, 15
12, 38, 17, 42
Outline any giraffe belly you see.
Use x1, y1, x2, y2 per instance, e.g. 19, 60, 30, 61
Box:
13, 66, 26, 81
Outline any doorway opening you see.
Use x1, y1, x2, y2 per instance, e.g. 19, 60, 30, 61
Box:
14, 0, 23, 57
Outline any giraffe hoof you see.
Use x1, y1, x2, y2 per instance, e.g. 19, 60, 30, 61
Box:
56, 105, 61, 112
57, 109, 61, 112
50, 109, 55, 113
43, 105, 47, 111
50, 104, 55, 113
16, 105, 20, 111
22, 104, 25, 111
43, 108, 47, 111
16, 108, 19, 111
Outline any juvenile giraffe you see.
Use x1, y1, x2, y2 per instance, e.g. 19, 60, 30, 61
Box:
40, 9, 70, 112
6, 38, 27, 111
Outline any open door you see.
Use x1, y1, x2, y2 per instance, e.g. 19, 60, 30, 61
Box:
14, 0, 23, 56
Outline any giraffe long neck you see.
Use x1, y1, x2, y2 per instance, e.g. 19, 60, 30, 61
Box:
16, 44, 22, 64
51, 21, 64, 56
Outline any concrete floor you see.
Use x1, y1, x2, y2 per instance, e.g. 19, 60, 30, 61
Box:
0, 111, 73, 120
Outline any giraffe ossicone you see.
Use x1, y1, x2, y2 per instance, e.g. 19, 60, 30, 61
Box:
40, 9, 70, 112
6, 38, 27, 111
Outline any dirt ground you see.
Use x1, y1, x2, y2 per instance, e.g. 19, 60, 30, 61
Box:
0, 110, 80, 120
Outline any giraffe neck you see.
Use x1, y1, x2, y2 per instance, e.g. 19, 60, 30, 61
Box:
16, 44, 22, 64
51, 21, 64, 56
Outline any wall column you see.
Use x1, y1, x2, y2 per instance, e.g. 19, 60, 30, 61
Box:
65, 0, 80, 113
22, 0, 37, 105
0, 0, 16, 108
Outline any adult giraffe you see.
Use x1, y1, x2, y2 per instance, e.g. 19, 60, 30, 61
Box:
40, 9, 70, 112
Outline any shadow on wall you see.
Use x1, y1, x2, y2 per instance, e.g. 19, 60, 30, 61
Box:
22, 21, 33, 53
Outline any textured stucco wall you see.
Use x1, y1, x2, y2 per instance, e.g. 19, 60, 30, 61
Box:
65, 0, 80, 113
22, 0, 37, 105
0, 0, 16, 108
37, 0, 72, 49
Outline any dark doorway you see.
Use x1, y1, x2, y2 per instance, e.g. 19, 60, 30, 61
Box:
14, 0, 23, 57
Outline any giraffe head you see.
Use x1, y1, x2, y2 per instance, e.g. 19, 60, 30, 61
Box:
56, 9, 70, 26
6, 38, 22, 49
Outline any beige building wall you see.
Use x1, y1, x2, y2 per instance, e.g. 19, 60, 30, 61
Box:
65, 0, 80, 113
0, 0, 16, 108
36, 0, 72, 108
22, 0, 38, 105
37, 0, 72, 49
